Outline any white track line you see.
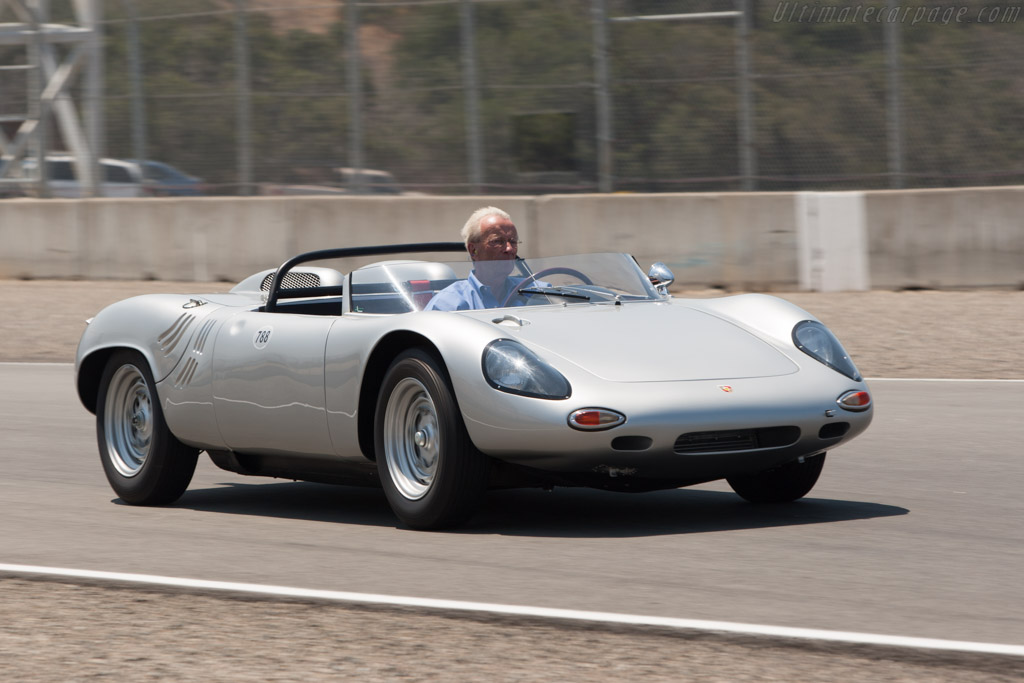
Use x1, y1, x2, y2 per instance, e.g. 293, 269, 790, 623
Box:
866, 377, 1024, 383
1, 563, 1022, 657
0, 362, 73, 367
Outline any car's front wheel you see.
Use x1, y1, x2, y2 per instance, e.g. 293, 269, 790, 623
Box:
96, 350, 199, 505
374, 348, 489, 530
726, 453, 826, 503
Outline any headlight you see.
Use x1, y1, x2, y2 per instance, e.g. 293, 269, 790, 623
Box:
482, 339, 571, 399
792, 320, 862, 381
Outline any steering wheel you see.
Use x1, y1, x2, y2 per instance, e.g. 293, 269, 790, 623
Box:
500, 267, 594, 308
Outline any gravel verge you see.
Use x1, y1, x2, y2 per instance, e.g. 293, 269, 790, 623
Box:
2, 577, 1021, 682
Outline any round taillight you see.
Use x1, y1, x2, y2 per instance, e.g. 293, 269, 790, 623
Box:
837, 390, 871, 411
568, 408, 625, 431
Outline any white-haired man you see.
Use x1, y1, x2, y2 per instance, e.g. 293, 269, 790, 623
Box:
424, 206, 528, 311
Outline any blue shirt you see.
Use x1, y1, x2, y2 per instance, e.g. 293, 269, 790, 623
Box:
424, 271, 537, 311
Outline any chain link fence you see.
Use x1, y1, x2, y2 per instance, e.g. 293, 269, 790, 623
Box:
2, 0, 1023, 195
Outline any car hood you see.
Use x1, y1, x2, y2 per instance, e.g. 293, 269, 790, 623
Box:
462, 301, 798, 382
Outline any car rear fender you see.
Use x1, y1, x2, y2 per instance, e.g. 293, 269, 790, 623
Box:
75, 294, 221, 413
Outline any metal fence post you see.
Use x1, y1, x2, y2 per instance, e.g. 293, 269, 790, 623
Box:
26, 0, 49, 197
592, 0, 612, 193
460, 0, 483, 194
123, 0, 146, 166
346, 0, 364, 193
736, 0, 756, 191
885, 0, 904, 189
81, 0, 103, 197
234, 0, 253, 196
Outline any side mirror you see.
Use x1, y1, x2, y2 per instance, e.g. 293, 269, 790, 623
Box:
648, 262, 674, 296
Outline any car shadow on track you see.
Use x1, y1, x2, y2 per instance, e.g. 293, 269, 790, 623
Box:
474, 488, 908, 538
169, 481, 908, 538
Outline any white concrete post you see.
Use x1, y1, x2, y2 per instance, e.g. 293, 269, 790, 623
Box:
796, 192, 871, 292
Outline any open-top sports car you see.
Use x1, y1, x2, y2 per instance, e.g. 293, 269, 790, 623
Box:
75, 243, 872, 529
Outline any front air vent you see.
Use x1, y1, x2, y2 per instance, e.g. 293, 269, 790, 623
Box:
819, 422, 850, 440
611, 436, 653, 451
157, 313, 195, 357
260, 271, 322, 292
673, 426, 800, 455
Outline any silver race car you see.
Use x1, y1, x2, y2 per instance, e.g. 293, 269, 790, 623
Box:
75, 243, 872, 529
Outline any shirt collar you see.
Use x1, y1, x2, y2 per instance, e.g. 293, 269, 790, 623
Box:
468, 269, 514, 303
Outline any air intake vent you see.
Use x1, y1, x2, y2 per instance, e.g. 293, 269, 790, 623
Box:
193, 319, 216, 355
673, 426, 800, 455
173, 357, 198, 389
819, 422, 850, 440
157, 313, 195, 357
173, 319, 216, 389
261, 271, 322, 292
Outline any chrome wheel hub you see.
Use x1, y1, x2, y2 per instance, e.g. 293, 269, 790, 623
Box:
103, 364, 152, 477
383, 378, 440, 500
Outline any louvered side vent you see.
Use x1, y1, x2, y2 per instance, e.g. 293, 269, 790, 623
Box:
260, 271, 322, 292
193, 318, 216, 355
174, 358, 199, 390
157, 313, 195, 357
673, 426, 800, 455
173, 319, 216, 389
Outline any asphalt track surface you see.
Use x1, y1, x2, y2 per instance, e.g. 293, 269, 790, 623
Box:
1, 282, 1023, 679
2, 362, 1023, 680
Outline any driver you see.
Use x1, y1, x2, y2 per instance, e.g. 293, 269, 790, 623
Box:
424, 206, 536, 311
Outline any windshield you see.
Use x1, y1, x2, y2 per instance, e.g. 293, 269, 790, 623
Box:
349, 252, 661, 315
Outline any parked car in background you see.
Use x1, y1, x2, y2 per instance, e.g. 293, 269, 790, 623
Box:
0, 181, 25, 199
130, 159, 206, 196
18, 155, 147, 198
14, 155, 205, 198
334, 167, 403, 195
261, 167, 423, 197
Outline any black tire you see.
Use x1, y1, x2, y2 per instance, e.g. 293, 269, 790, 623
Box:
726, 453, 826, 503
374, 348, 489, 530
96, 350, 199, 505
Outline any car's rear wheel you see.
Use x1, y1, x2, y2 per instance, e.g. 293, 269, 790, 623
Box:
726, 453, 826, 503
374, 348, 489, 530
96, 350, 199, 505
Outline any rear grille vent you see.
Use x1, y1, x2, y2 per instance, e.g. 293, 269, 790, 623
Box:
261, 271, 322, 292
673, 426, 800, 455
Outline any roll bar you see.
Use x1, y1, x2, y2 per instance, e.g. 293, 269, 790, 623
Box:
264, 242, 467, 312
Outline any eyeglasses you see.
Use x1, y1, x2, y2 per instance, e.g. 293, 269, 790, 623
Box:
477, 237, 522, 249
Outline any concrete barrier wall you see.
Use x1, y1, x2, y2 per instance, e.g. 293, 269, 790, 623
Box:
865, 187, 1024, 289
535, 193, 799, 290
1, 188, 1022, 289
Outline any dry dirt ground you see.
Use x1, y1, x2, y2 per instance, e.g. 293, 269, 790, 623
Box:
2, 279, 1021, 378
2, 280, 1023, 681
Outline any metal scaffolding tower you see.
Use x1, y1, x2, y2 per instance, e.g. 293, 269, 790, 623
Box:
0, 0, 102, 197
